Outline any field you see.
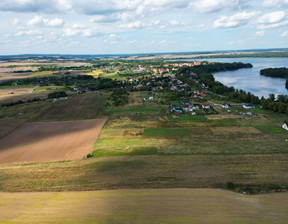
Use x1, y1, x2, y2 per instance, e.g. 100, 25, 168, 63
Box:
34, 93, 108, 121
0, 86, 51, 103
0, 61, 287, 223
92, 92, 288, 156
1, 154, 288, 193
0, 119, 107, 165
0, 118, 26, 138
1, 188, 288, 224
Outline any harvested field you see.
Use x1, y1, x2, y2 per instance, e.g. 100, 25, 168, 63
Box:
1, 154, 288, 192
34, 93, 108, 121
0, 119, 107, 165
0, 87, 49, 103
0, 189, 288, 224
210, 127, 263, 135
0, 72, 33, 83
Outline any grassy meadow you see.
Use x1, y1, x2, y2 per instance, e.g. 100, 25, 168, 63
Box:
1, 189, 288, 224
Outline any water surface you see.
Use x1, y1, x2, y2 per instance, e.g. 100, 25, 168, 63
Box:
206, 58, 288, 98
178, 58, 288, 98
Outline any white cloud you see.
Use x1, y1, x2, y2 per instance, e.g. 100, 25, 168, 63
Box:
71, 41, 80, 45
169, 20, 184, 26
214, 11, 259, 29
0, 0, 190, 25
62, 27, 100, 37
12, 18, 20, 26
255, 31, 265, 36
263, 0, 288, 8
15, 30, 43, 36
126, 40, 137, 44
62, 28, 79, 37
191, 0, 249, 13
109, 34, 120, 40
256, 11, 288, 29
257, 11, 286, 24
257, 21, 288, 29
72, 24, 86, 29
281, 31, 288, 36
0, 0, 72, 13
119, 21, 145, 29
27, 16, 65, 27
228, 40, 245, 45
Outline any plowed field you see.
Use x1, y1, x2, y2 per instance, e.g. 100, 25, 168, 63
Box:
0, 119, 107, 164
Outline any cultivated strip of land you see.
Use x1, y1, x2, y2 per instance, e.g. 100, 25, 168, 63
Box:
0, 154, 287, 193
1, 188, 288, 224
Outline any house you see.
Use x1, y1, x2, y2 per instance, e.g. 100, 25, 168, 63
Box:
282, 122, 288, 131
243, 104, 255, 109
171, 105, 182, 113
172, 113, 180, 118
182, 104, 190, 112
222, 103, 231, 109
192, 104, 200, 110
202, 104, 211, 109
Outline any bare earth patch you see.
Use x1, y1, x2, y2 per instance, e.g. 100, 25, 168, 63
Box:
0, 189, 287, 224
0, 119, 107, 165
0, 119, 26, 138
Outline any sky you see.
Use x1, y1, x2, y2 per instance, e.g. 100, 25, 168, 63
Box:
0, 0, 288, 55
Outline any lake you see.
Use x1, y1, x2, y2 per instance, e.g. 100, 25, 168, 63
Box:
202, 58, 288, 98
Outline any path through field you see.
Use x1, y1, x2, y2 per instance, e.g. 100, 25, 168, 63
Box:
0, 189, 287, 224
0, 119, 107, 164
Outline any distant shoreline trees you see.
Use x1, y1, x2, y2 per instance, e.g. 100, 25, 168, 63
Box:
260, 67, 288, 78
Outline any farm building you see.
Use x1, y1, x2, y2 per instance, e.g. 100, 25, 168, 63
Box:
182, 104, 190, 112
243, 104, 255, 109
171, 105, 182, 113
222, 103, 231, 109
192, 104, 200, 110
202, 104, 211, 109
172, 113, 180, 118
282, 122, 288, 131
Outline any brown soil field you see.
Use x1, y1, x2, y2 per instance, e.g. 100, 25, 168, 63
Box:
0, 87, 49, 103
0, 119, 107, 165
0, 72, 33, 82
0, 189, 287, 224
0, 119, 26, 138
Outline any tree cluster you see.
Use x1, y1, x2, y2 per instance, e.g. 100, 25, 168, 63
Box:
260, 67, 288, 78
0, 75, 120, 91
47, 91, 68, 99
106, 89, 129, 106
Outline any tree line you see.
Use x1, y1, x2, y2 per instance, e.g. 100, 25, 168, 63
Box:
260, 67, 288, 78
